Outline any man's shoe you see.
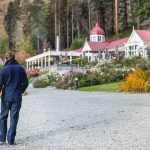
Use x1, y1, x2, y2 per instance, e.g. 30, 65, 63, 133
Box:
8, 141, 16, 145
0, 141, 6, 145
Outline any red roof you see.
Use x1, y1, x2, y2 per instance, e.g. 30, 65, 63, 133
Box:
87, 37, 128, 52
75, 48, 83, 53
135, 30, 150, 42
107, 37, 128, 51
88, 42, 109, 52
90, 22, 105, 35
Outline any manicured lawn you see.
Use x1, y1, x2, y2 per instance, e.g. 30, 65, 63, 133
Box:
77, 82, 122, 92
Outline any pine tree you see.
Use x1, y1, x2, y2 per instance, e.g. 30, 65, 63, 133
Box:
4, 0, 21, 50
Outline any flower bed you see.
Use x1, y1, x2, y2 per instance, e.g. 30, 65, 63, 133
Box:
33, 72, 61, 88
27, 68, 40, 78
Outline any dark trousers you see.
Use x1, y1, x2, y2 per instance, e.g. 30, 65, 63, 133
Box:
0, 101, 21, 144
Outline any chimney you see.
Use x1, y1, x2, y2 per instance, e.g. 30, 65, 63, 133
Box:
56, 36, 60, 52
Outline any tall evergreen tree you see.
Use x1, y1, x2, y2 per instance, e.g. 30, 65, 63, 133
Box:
4, 0, 21, 50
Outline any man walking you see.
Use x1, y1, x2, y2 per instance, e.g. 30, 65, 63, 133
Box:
0, 51, 29, 145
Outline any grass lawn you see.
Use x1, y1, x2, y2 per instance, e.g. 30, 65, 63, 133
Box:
77, 82, 122, 92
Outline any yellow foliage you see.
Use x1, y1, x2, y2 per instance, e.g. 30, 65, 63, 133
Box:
119, 68, 150, 93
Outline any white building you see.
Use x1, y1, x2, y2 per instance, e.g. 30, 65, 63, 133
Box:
25, 22, 150, 70
125, 29, 150, 58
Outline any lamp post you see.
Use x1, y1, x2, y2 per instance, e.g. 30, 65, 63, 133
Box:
115, 46, 119, 60
75, 77, 79, 89
105, 48, 109, 59
98, 49, 102, 61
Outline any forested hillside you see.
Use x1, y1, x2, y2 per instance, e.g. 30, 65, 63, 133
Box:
0, 0, 150, 54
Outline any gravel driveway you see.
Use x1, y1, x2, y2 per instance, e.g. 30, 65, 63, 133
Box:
1, 87, 150, 150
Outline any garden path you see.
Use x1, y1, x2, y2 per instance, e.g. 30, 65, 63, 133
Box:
1, 87, 150, 150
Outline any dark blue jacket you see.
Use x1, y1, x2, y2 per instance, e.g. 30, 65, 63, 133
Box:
0, 60, 29, 101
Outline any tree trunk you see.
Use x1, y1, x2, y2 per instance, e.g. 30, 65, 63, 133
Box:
129, 0, 136, 25
76, 12, 80, 39
67, 0, 69, 49
58, 0, 61, 50
71, 7, 74, 42
115, 0, 119, 36
88, 0, 91, 31
55, 0, 57, 50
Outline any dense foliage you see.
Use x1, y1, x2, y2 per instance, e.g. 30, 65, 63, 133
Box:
3, 0, 150, 53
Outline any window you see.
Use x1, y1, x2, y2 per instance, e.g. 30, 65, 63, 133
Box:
98, 36, 101, 41
135, 45, 138, 49
103, 36, 105, 41
129, 46, 132, 50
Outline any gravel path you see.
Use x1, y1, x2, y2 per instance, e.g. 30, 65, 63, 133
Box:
1, 87, 150, 150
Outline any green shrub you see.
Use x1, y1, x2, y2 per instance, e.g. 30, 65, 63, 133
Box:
40, 72, 61, 86
40, 70, 49, 75
79, 79, 89, 87
69, 38, 84, 50
0, 38, 8, 54
55, 80, 71, 89
55, 80, 65, 89
73, 57, 88, 67
33, 78, 47, 88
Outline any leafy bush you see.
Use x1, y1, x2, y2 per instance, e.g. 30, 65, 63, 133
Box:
55, 70, 124, 89
122, 57, 148, 69
0, 38, 8, 54
40, 72, 61, 86
55, 80, 69, 89
33, 78, 47, 88
69, 38, 84, 50
40, 70, 49, 75
55, 71, 86, 89
119, 68, 150, 93
73, 57, 88, 67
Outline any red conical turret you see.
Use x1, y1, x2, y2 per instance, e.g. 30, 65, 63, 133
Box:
90, 22, 105, 35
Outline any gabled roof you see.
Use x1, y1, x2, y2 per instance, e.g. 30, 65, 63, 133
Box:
135, 30, 150, 42
90, 22, 105, 35
74, 48, 83, 53
87, 37, 128, 52
88, 41, 108, 52
107, 37, 129, 50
